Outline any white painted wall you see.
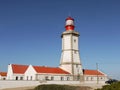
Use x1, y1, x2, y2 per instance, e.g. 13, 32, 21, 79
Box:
24, 65, 36, 80
6, 64, 25, 80
84, 75, 108, 84
61, 51, 72, 62
36, 73, 73, 81
73, 65, 83, 75
60, 65, 72, 74
6, 64, 13, 80
0, 75, 5, 80
73, 51, 80, 63
63, 34, 71, 50
72, 36, 79, 50
60, 31, 83, 76
12, 74, 24, 80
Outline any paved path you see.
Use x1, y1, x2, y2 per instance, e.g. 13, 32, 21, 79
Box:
0, 81, 105, 90
2, 86, 35, 90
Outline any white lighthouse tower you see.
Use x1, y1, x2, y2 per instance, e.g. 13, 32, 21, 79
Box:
60, 17, 83, 80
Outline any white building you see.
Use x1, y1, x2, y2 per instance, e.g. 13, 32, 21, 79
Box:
6, 17, 108, 83
7, 64, 72, 81
83, 69, 108, 83
0, 72, 7, 80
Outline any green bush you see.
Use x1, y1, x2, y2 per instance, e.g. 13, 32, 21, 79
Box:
34, 84, 79, 90
96, 82, 120, 90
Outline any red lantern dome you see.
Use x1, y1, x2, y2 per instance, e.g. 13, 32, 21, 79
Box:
65, 17, 75, 31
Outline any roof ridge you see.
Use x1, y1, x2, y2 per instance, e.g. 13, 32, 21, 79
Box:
12, 64, 29, 66
33, 65, 59, 68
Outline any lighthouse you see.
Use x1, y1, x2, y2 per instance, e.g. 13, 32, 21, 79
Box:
60, 17, 83, 80
6, 17, 108, 83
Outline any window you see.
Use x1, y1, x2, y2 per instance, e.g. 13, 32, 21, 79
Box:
97, 77, 99, 80
45, 76, 49, 80
91, 77, 93, 81
76, 64, 78, 68
51, 77, 54, 80
67, 77, 70, 81
61, 77, 64, 81
77, 74, 80, 80
74, 39, 76, 43
27, 76, 28, 80
16, 76, 18, 80
86, 77, 88, 81
20, 77, 23, 80
3, 78, 6, 80
30, 76, 32, 80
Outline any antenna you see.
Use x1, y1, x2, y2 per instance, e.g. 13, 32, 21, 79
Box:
96, 63, 99, 84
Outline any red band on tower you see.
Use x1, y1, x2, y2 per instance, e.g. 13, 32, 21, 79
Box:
65, 25, 75, 31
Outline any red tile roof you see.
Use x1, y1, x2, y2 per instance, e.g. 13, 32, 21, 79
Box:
33, 66, 70, 74
0, 72, 7, 76
12, 64, 29, 74
83, 69, 105, 76
11, 64, 70, 74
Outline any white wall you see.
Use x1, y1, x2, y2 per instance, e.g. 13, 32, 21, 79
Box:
61, 51, 72, 62
24, 65, 36, 80
72, 35, 79, 50
59, 65, 72, 74
6, 64, 25, 80
36, 74, 73, 81
0, 80, 81, 89
0, 76, 5, 80
12, 74, 24, 80
84, 75, 108, 84
60, 31, 83, 76
6, 64, 13, 80
72, 51, 80, 63
63, 34, 71, 50
73, 65, 83, 75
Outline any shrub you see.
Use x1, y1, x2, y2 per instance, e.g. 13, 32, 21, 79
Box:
34, 84, 79, 90
96, 82, 120, 90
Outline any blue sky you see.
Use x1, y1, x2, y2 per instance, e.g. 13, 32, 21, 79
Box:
0, 0, 120, 79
